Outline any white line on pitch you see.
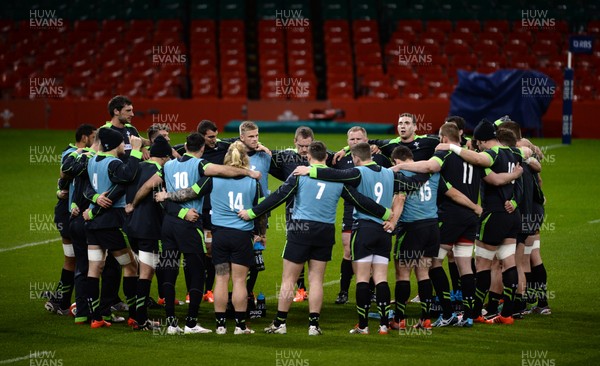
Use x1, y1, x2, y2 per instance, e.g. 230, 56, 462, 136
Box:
0, 355, 30, 364
0, 238, 60, 253
542, 144, 567, 150
588, 219, 600, 224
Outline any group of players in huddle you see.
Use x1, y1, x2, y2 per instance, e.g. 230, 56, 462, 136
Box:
44, 95, 551, 336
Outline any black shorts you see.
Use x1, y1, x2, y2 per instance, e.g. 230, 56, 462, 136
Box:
284, 221, 335, 263
284, 241, 334, 263
69, 215, 87, 248
477, 210, 520, 246
85, 227, 129, 251
395, 219, 440, 260
161, 215, 205, 254
439, 212, 478, 244
211, 226, 254, 267
129, 237, 159, 253
351, 219, 392, 261
54, 200, 71, 240
341, 202, 354, 232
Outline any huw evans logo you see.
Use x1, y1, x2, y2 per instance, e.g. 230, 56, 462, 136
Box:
521, 10, 555, 29
29, 10, 63, 29
275, 10, 310, 28
152, 46, 187, 64
30, 78, 64, 98
521, 78, 555, 97
398, 45, 432, 66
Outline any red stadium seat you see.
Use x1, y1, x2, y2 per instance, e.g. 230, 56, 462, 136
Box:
396, 20, 423, 34
508, 31, 533, 44
448, 32, 476, 46
510, 54, 537, 68
129, 20, 154, 33
504, 40, 528, 57
532, 42, 560, 57
474, 41, 501, 56
419, 30, 446, 45
427, 20, 453, 33
483, 20, 510, 33
444, 42, 470, 55
74, 20, 99, 32
451, 54, 479, 68
101, 20, 126, 33
455, 20, 481, 33
478, 32, 505, 45
401, 84, 428, 99
328, 84, 354, 100
157, 20, 182, 33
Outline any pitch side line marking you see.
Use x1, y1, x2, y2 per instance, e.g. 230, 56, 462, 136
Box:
588, 219, 600, 224
0, 355, 30, 364
0, 238, 60, 253
542, 144, 567, 150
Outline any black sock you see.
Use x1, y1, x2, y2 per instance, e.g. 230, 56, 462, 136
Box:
514, 293, 525, 313
135, 279, 152, 324
100, 254, 123, 315
155, 265, 165, 299
532, 263, 549, 307
500, 266, 518, 317
525, 271, 536, 304
185, 316, 198, 328
356, 282, 370, 329
235, 311, 247, 329
273, 310, 288, 326
297, 267, 306, 290
246, 268, 258, 294
474, 270, 491, 317
429, 267, 453, 318
123, 276, 138, 320
57, 268, 75, 308
448, 261, 460, 292
460, 274, 476, 319
86, 276, 101, 321
99, 256, 121, 316
160, 250, 179, 319
375, 282, 390, 326
184, 253, 205, 322
74, 269, 89, 319
394, 280, 410, 322
215, 312, 226, 328
204, 255, 215, 294
417, 279, 433, 320
340, 259, 353, 293
309, 312, 320, 327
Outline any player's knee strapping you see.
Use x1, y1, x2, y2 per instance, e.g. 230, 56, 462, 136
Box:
115, 253, 132, 266
87, 249, 106, 262
453, 244, 473, 258
435, 247, 448, 260
475, 246, 495, 260
496, 244, 516, 260
62, 244, 75, 258
139, 251, 159, 269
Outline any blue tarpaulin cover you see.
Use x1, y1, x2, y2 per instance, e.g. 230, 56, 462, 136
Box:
450, 69, 555, 134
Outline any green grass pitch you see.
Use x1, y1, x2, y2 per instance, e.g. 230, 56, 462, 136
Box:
0, 129, 599, 365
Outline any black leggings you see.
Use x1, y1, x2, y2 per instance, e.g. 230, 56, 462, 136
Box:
161, 250, 205, 319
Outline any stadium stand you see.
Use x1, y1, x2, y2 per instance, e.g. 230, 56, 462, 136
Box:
1, 0, 599, 136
